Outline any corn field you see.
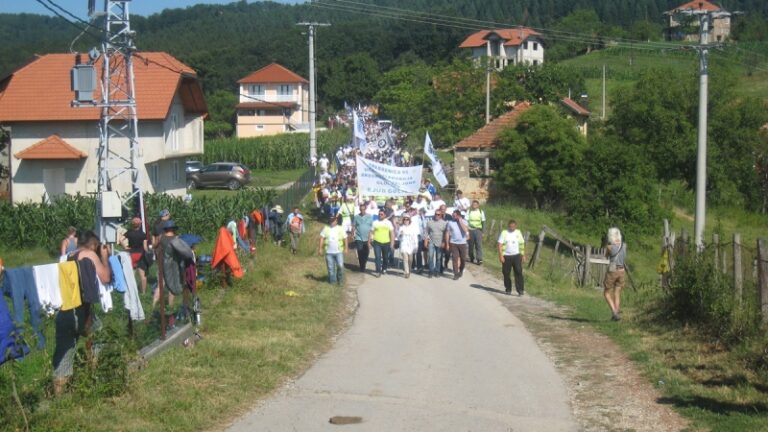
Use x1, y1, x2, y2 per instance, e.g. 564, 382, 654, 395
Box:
0, 189, 276, 252
202, 128, 349, 170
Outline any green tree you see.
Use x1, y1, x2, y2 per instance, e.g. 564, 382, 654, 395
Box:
565, 133, 667, 235
494, 105, 586, 209
320, 53, 381, 108
493, 63, 586, 114
204, 90, 237, 139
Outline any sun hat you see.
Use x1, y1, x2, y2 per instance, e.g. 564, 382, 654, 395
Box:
273, 205, 284, 214
159, 209, 170, 217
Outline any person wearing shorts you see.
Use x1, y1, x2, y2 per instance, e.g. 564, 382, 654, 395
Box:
123, 217, 149, 294
604, 227, 627, 321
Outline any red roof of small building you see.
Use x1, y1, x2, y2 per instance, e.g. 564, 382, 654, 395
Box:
454, 102, 532, 149
561, 98, 590, 116
459, 28, 542, 49
14, 134, 86, 160
667, 0, 722, 13
238, 63, 308, 84
0, 52, 207, 122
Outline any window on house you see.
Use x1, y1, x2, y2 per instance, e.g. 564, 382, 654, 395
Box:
533, 60, 539, 66
249, 85, 264, 96
170, 114, 179, 151
149, 164, 159, 185
523, 41, 528, 50
172, 161, 179, 183
278, 84, 292, 95
533, 42, 538, 51
469, 157, 496, 178
256, 125, 265, 130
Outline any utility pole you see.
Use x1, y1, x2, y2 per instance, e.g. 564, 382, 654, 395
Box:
485, 64, 491, 124
601, 64, 606, 120
73, 0, 144, 244
297, 22, 330, 161
693, 12, 710, 250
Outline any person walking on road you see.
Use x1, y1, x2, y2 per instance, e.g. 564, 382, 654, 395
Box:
319, 215, 348, 285
352, 204, 373, 272
369, 209, 394, 277
604, 227, 627, 321
398, 215, 420, 278
445, 210, 469, 280
425, 210, 448, 278
285, 207, 305, 255
498, 220, 526, 296
466, 200, 486, 265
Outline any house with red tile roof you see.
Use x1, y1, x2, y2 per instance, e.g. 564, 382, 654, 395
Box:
0, 52, 207, 203
452, 101, 532, 202
459, 28, 544, 70
663, 0, 731, 42
560, 98, 590, 137
236, 63, 309, 138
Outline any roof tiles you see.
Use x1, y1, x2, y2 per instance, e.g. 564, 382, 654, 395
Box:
238, 63, 308, 84
0, 52, 203, 122
454, 102, 532, 149
14, 134, 86, 160
459, 28, 542, 49
667, 0, 722, 13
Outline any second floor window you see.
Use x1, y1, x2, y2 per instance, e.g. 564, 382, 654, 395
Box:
523, 41, 528, 50
278, 84, 293, 96
249, 85, 264, 96
533, 42, 539, 51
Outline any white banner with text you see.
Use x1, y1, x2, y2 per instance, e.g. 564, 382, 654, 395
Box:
356, 155, 423, 197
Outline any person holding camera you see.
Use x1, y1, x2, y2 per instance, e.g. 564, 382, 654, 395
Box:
604, 227, 627, 321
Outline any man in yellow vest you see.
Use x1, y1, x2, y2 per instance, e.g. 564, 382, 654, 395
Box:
498, 219, 526, 296
466, 200, 486, 264
319, 214, 348, 285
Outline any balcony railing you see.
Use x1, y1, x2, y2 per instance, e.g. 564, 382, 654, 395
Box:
245, 94, 299, 103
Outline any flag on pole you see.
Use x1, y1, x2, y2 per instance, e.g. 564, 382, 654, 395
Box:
353, 111, 367, 152
424, 132, 449, 187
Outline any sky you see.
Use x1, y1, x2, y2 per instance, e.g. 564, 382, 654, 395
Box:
0, 1, 303, 17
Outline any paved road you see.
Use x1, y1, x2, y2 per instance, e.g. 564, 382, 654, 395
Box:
227, 263, 577, 431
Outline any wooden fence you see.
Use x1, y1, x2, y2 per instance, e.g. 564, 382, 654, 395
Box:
481, 220, 614, 289
660, 219, 768, 325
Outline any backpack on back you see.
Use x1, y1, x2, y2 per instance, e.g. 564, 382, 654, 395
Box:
289, 215, 303, 234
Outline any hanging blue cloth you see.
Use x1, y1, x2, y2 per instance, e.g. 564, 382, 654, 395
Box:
108, 255, 127, 293
0, 290, 30, 364
2, 267, 45, 350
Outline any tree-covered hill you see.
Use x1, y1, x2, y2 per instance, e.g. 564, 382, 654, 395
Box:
1, 0, 766, 96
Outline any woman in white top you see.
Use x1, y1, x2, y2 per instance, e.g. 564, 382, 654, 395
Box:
365, 197, 379, 217
398, 215, 420, 278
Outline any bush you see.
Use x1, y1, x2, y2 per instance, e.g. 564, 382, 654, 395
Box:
666, 248, 761, 344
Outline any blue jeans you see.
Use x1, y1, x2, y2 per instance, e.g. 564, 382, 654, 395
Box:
372, 241, 391, 274
325, 252, 344, 284
428, 243, 444, 275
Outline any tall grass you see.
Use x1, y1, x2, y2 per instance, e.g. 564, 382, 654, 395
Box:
202, 128, 349, 170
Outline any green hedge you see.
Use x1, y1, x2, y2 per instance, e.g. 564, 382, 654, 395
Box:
202, 128, 350, 170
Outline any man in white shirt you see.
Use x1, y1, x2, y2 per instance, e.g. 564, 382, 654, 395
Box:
318, 153, 330, 173
429, 193, 446, 212
498, 219, 526, 296
319, 215, 348, 285
453, 190, 471, 216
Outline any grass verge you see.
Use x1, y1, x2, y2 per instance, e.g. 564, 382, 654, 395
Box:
481, 203, 768, 432
1, 216, 347, 431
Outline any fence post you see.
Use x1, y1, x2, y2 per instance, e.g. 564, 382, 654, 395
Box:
733, 233, 742, 305
529, 229, 545, 269
713, 233, 720, 272
582, 245, 592, 287
550, 240, 560, 272
680, 228, 688, 257
758, 238, 768, 326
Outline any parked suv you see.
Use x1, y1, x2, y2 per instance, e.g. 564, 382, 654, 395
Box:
186, 162, 251, 190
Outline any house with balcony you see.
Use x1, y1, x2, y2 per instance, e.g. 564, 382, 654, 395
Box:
459, 28, 544, 70
0, 52, 207, 203
236, 63, 309, 138
663, 0, 731, 42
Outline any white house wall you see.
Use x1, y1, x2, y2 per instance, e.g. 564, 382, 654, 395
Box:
9, 110, 203, 203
